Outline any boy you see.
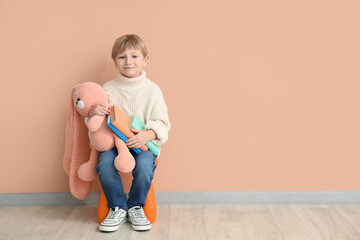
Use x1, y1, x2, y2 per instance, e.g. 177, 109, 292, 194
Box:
89, 34, 170, 232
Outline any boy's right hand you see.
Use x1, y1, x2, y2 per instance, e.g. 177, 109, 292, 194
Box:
89, 104, 110, 117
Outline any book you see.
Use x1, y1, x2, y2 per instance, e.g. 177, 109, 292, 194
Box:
107, 115, 141, 154
108, 105, 148, 153
129, 115, 160, 156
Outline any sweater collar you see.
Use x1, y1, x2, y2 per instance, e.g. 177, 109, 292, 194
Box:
116, 70, 147, 87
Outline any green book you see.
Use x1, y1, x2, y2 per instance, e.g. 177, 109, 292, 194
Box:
129, 115, 161, 156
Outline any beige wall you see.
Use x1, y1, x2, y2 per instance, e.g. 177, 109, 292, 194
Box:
1, 0, 360, 194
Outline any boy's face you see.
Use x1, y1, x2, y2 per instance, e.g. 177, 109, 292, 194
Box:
114, 48, 149, 78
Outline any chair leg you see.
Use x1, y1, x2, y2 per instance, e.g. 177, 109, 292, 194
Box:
143, 182, 156, 223
143, 158, 158, 223
98, 189, 109, 223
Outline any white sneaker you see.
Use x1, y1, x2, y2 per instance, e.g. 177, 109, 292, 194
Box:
99, 207, 127, 232
127, 206, 152, 231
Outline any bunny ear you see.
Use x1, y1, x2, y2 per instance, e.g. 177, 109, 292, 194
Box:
63, 87, 76, 176
63, 85, 93, 200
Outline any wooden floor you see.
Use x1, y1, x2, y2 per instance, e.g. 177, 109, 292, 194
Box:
1, 204, 360, 239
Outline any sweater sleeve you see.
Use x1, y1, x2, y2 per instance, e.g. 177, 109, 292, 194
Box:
145, 88, 171, 146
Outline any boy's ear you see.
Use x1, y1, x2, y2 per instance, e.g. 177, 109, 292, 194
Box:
143, 55, 149, 66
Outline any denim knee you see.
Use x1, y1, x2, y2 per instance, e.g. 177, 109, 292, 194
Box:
132, 151, 157, 183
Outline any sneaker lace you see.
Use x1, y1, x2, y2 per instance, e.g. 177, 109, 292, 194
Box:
131, 207, 145, 219
108, 208, 120, 219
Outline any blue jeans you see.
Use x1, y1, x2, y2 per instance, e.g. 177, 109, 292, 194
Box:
96, 147, 157, 210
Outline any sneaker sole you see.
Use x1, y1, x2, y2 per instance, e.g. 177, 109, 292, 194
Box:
131, 222, 152, 231
99, 218, 127, 232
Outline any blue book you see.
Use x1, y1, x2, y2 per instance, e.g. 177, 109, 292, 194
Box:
107, 115, 141, 154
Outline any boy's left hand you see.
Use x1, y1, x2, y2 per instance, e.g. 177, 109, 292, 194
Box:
126, 129, 156, 149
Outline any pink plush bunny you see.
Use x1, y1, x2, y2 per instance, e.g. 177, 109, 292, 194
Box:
63, 82, 135, 200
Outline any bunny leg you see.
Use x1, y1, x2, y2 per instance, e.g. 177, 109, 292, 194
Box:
78, 147, 98, 182
114, 136, 135, 173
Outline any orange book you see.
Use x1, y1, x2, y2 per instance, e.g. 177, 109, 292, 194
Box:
110, 105, 148, 152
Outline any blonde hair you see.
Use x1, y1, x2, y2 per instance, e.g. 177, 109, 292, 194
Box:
111, 34, 148, 60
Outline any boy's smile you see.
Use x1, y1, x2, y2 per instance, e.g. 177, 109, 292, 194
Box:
114, 48, 149, 78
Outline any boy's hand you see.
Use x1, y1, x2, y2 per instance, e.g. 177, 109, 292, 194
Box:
89, 104, 110, 117
126, 129, 157, 149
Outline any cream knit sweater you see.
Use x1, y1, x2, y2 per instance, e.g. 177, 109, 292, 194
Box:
103, 70, 170, 147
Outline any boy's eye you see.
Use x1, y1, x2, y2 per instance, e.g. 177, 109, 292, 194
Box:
133, 55, 138, 58
119, 56, 125, 59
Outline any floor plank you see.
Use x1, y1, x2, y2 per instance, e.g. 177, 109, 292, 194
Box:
204, 204, 246, 240
0, 206, 43, 240
268, 204, 322, 240
299, 204, 360, 239
236, 204, 285, 240
169, 205, 207, 240
53, 205, 99, 240
333, 204, 360, 235
1, 204, 360, 240
15, 206, 75, 240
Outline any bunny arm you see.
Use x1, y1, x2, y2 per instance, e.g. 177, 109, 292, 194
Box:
88, 115, 106, 132
114, 135, 135, 173
78, 146, 98, 182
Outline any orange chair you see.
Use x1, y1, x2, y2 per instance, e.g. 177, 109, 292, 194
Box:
97, 158, 158, 223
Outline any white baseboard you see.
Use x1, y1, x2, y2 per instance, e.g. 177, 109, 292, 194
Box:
1, 191, 360, 207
